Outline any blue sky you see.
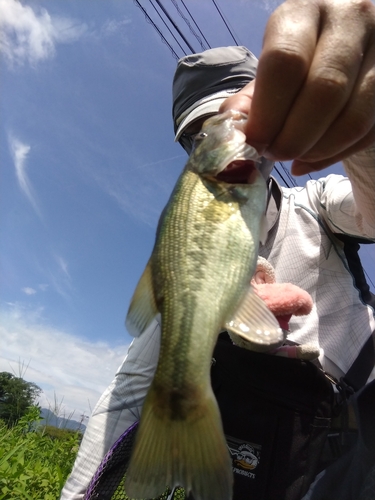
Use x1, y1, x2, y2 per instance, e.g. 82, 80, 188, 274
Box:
1, 0, 374, 419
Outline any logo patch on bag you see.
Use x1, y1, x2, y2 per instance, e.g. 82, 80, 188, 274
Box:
226, 435, 261, 480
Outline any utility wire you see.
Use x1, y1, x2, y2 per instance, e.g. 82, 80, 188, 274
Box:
211, 0, 240, 45
279, 161, 298, 187
153, 0, 196, 53
134, 0, 180, 60
181, 0, 211, 49
170, 0, 208, 51
364, 266, 375, 290
149, 0, 188, 55
273, 165, 292, 189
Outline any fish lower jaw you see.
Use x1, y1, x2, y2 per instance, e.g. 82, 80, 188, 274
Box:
215, 159, 258, 184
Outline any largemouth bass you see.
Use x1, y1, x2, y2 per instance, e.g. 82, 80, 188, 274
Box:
125, 110, 283, 500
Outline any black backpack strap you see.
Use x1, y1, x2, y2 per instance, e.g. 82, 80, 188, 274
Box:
336, 235, 375, 309
335, 234, 375, 392
342, 335, 375, 392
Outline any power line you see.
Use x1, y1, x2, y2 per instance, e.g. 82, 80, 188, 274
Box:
278, 161, 298, 187
181, 1, 212, 49
153, 0, 196, 53
363, 265, 375, 290
134, 0, 180, 60
273, 165, 292, 189
149, 0, 188, 56
174, 0, 211, 50
211, 0, 240, 46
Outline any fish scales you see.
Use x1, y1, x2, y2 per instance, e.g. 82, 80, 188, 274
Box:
152, 170, 259, 393
124, 110, 280, 500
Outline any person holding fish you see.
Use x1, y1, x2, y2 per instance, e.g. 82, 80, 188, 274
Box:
61, 0, 375, 499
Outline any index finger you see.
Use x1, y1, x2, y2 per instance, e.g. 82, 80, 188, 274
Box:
245, 1, 320, 154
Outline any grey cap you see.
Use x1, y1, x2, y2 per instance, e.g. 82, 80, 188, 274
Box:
172, 46, 258, 144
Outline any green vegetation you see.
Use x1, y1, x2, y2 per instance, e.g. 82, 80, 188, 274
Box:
0, 372, 42, 428
0, 406, 81, 499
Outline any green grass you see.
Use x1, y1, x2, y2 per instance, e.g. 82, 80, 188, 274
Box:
0, 406, 81, 499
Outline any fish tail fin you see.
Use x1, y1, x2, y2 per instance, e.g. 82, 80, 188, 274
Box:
125, 384, 233, 500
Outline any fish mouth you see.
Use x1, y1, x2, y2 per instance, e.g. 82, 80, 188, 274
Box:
215, 160, 258, 184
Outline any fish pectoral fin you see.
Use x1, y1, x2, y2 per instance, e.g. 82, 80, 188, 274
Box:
225, 286, 285, 352
125, 260, 158, 337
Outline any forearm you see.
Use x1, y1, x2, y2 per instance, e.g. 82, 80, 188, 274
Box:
60, 319, 161, 499
342, 144, 375, 238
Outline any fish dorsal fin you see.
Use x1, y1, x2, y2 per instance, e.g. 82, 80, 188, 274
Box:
225, 286, 285, 351
126, 261, 158, 337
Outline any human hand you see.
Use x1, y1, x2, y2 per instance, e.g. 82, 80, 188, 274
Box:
220, 0, 375, 175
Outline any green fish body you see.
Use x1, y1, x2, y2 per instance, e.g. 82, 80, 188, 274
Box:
125, 111, 283, 500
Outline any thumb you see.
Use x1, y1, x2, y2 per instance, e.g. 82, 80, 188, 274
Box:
219, 81, 268, 153
219, 80, 255, 116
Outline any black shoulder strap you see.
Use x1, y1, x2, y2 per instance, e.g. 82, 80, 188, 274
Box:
344, 335, 375, 392
336, 235, 375, 309
336, 235, 375, 392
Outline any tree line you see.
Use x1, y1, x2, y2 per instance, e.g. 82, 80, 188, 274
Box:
0, 372, 41, 427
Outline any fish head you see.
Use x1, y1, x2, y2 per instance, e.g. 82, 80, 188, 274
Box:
189, 110, 261, 185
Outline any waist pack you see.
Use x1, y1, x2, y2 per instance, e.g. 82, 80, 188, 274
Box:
210, 332, 334, 500
84, 333, 335, 500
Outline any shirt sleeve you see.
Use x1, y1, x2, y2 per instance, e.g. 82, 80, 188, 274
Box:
60, 319, 161, 500
316, 145, 375, 241
341, 144, 375, 238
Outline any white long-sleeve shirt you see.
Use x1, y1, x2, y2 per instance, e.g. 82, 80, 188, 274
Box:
61, 148, 375, 500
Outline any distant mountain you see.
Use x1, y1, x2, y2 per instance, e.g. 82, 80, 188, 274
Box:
40, 408, 87, 432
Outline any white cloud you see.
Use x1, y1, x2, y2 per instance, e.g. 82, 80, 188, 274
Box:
101, 17, 131, 37
22, 287, 37, 295
0, 304, 130, 417
0, 0, 87, 67
55, 255, 70, 280
8, 134, 41, 217
48, 254, 73, 300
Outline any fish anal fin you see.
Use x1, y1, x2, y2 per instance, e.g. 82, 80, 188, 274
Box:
225, 286, 285, 352
125, 385, 233, 500
125, 261, 158, 337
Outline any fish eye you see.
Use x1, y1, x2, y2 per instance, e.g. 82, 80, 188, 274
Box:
194, 132, 207, 142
